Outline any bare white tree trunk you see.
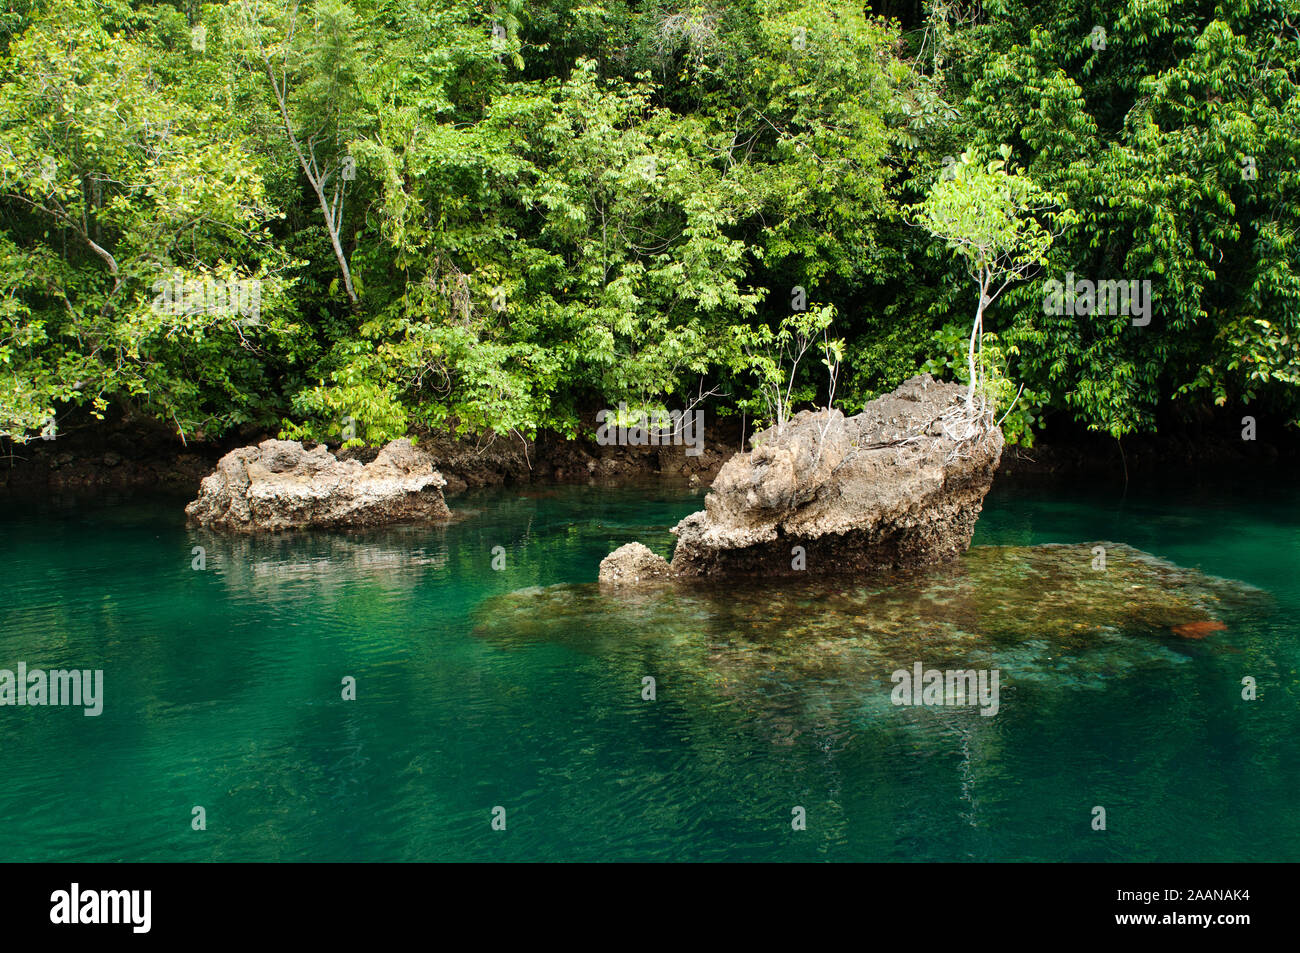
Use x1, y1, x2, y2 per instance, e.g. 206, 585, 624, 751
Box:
965, 270, 991, 410
258, 20, 360, 312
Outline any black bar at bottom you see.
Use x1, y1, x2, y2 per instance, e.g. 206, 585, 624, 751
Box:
2, 861, 1280, 940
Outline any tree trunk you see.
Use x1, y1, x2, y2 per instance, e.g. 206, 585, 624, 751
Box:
965, 282, 986, 409
264, 60, 360, 312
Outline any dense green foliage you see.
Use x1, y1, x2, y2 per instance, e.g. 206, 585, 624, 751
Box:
2, 0, 1297, 447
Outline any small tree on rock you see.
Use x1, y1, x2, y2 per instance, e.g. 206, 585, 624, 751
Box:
913, 145, 1075, 435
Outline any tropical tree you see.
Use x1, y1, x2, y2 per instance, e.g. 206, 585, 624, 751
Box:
913, 145, 1074, 424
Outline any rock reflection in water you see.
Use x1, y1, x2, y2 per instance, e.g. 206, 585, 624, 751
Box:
190, 523, 451, 597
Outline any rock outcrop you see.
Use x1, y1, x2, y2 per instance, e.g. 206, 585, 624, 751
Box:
599, 542, 673, 586
599, 374, 1004, 581
185, 438, 450, 532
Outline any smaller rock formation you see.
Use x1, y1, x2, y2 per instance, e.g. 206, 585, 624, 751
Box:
599, 542, 673, 585
185, 438, 450, 532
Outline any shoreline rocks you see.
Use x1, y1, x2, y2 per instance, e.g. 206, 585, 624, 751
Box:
185, 438, 451, 532
600, 375, 1004, 582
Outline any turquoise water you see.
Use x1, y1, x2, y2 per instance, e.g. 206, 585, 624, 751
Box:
1, 477, 1297, 861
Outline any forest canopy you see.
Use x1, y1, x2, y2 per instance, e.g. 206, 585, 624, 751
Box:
2, 0, 1297, 448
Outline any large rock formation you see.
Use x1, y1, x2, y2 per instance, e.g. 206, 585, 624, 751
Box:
185, 438, 451, 532
599, 375, 1003, 582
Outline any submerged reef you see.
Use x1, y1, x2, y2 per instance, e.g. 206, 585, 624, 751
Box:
482, 543, 1269, 704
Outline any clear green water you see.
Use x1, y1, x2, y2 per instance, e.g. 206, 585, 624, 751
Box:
1, 477, 1297, 861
